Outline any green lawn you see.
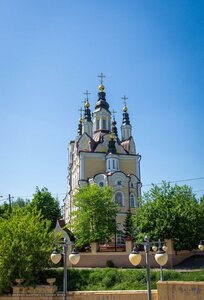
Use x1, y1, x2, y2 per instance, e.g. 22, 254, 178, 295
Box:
42, 268, 204, 291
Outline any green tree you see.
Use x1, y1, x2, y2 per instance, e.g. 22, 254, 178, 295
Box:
133, 182, 203, 251
123, 209, 134, 239
0, 203, 10, 218
12, 197, 30, 209
0, 198, 29, 218
70, 184, 118, 248
29, 187, 61, 229
0, 209, 53, 293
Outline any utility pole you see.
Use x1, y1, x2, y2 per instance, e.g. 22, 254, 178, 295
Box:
8, 194, 12, 214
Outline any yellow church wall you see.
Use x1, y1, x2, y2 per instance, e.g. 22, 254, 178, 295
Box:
84, 156, 106, 179
119, 156, 136, 175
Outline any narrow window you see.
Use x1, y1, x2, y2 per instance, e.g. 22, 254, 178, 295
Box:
114, 192, 124, 207
130, 193, 136, 208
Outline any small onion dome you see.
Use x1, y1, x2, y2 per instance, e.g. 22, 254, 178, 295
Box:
123, 105, 128, 112
84, 100, 90, 108
109, 132, 116, 141
98, 84, 105, 92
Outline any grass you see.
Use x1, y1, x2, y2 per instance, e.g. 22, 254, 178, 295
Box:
42, 268, 204, 291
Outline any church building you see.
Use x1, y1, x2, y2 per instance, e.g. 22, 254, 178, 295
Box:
64, 74, 142, 243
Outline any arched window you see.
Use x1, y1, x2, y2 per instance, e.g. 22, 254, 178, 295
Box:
130, 193, 136, 208
114, 191, 124, 207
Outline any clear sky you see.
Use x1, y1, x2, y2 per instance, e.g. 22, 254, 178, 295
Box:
0, 0, 203, 205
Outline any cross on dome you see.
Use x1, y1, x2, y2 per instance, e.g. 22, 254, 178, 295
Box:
83, 90, 91, 100
111, 109, 117, 119
121, 95, 128, 106
78, 107, 83, 118
98, 72, 106, 84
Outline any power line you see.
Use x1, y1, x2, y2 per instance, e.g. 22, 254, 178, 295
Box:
1, 176, 203, 199
142, 177, 204, 187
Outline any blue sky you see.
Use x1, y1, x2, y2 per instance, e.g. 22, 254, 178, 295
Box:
0, 0, 203, 204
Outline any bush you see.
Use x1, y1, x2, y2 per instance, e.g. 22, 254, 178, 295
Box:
106, 260, 116, 268
42, 267, 204, 292
102, 269, 120, 288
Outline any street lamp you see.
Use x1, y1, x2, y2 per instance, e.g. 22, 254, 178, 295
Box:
198, 240, 204, 251
129, 236, 168, 300
51, 237, 80, 300
154, 240, 168, 281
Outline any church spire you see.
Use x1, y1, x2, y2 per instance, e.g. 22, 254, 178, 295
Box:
92, 73, 111, 133
111, 110, 118, 138
94, 73, 110, 111
82, 90, 93, 136
122, 96, 130, 125
77, 107, 83, 136
121, 95, 132, 140
83, 90, 92, 122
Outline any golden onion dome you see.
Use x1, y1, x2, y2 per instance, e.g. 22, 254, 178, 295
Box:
84, 100, 90, 108
123, 105, 128, 112
98, 84, 105, 92
109, 132, 116, 141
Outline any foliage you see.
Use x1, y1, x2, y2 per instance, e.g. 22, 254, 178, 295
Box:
123, 209, 134, 239
0, 203, 10, 218
12, 197, 30, 209
133, 182, 204, 251
69, 184, 118, 248
0, 209, 53, 294
106, 260, 116, 268
42, 268, 204, 291
0, 198, 30, 219
29, 187, 61, 229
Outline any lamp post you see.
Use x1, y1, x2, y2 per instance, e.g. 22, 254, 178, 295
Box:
129, 236, 168, 300
154, 240, 168, 281
198, 240, 204, 251
50, 237, 80, 300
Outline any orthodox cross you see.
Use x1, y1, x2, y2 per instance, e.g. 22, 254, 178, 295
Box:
98, 72, 106, 84
112, 109, 117, 119
121, 95, 128, 106
78, 107, 83, 118
83, 90, 91, 101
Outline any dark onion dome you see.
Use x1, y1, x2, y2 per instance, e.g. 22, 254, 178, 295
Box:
77, 116, 82, 135
122, 104, 130, 125
95, 84, 110, 112
84, 100, 92, 122
107, 133, 117, 154
111, 117, 118, 138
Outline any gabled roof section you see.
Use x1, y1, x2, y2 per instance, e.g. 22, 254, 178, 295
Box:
93, 130, 109, 143
77, 132, 96, 152
121, 136, 136, 154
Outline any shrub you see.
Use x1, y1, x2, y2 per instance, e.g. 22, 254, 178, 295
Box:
106, 260, 116, 268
